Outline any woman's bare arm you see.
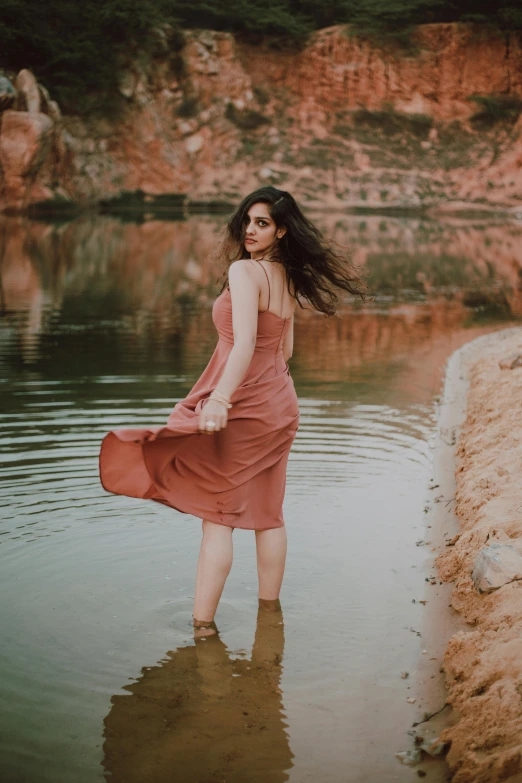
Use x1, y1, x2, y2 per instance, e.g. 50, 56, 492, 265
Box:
213, 260, 258, 400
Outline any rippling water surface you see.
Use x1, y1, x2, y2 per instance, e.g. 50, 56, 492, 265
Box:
0, 214, 519, 783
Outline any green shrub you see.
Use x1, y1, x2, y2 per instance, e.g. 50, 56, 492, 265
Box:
353, 108, 433, 137
333, 123, 353, 138
165, 0, 313, 44
253, 86, 270, 106
225, 102, 270, 131
469, 94, 522, 128
0, 0, 181, 115
176, 98, 199, 118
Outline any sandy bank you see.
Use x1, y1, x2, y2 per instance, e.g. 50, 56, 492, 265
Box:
435, 328, 522, 783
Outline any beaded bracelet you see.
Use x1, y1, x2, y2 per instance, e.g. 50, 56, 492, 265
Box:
209, 389, 233, 409
210, 398, 232, 409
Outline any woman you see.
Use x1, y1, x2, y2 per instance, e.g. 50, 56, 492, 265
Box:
99, 186, 367, 633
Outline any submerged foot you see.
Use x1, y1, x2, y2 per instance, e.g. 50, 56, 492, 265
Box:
192, 618, 218, 638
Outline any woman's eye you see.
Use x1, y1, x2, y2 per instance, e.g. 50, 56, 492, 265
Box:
258, 221, 267, 227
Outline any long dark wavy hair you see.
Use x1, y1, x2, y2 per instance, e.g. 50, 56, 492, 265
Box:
217, 186, 369, 315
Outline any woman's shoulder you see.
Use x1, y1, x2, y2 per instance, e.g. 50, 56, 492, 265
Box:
228, 259, 257, 277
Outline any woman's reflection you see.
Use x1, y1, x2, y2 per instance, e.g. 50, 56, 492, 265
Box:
102, 600, 293, 783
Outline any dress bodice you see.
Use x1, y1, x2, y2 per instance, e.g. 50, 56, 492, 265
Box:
212, 288, 291, 353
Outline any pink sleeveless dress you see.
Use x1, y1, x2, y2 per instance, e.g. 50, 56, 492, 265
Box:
98, 264, 300, 530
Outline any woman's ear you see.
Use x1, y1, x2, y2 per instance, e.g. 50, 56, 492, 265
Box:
277, 227, 286, 239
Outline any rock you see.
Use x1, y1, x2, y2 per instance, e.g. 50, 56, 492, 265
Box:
498, 352, 522, 370
406, 697, 416, 703
401, 671, 409, 679
419, 735, 450, 757
118, 71, 136, 100
134, 79, 149, 108
47, 100, 62, 123
0, 110, 53, 175
396, 749, 422, 765
179, 120, 197, 136
206, 58, 219, 76
185, 133, 204, 154
472, 542, 522, 593
199, 31, 217, 51
0, 110, 53, 211
0, 76, 17, 112
37, 84, 51, 114
15, 69, 41, 114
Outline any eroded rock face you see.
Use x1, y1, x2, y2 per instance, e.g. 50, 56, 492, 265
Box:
276, 24, 522, 123
15, 70, 41, 114
0, 111, 54, 210
2, 24, 522, 212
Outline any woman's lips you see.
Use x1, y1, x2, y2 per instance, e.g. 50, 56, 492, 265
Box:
245, 237, 256, 243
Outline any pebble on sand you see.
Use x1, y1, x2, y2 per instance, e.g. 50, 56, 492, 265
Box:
471, 542, 522, 593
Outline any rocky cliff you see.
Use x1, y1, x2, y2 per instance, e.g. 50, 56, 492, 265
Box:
1, 24, 522, 214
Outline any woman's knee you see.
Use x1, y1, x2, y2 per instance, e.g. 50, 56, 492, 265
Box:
202, 519, 233, 537
256, 526, 287, 549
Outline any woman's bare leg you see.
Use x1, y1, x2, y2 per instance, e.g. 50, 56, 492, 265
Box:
193, 520, 233, 623
255, 526, 287, 600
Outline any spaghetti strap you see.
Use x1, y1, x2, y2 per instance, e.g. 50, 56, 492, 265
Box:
254, 260, 271, 311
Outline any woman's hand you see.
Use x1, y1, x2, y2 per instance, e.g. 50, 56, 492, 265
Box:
198, 399, 228, 434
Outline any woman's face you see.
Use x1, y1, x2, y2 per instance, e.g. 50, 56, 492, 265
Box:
243, 202, 285, 259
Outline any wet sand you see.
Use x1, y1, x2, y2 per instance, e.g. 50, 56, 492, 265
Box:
432, 328, 522, 782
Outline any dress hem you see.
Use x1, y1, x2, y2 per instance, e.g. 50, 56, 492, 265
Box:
149, 494, 286, 530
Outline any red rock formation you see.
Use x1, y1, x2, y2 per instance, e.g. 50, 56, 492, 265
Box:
272, 24, 522, 123
0, 111, 54, 210
2, 24, 522, 212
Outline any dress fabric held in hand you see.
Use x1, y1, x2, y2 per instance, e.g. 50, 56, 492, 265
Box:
99, 283, 300, 530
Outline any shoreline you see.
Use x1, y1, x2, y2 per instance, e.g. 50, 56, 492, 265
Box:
414, 327, 522, 782
13, 194, 522, 222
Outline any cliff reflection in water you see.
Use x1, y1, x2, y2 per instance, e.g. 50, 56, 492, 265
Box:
0, 214, 520, 401
102, 605, 292, 783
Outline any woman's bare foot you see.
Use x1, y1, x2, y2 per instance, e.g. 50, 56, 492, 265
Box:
193, 618, 218, 639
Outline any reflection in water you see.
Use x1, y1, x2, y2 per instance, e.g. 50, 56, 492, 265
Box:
102, 604, 292, 783
1, 214, 520, 404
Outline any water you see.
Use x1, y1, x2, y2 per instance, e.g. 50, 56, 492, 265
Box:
0, 214, 520, 783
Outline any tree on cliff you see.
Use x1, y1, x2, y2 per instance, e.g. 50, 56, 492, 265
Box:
168, 0, 522, 40
0, 0, 176, 114
0, 0, 520, 115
